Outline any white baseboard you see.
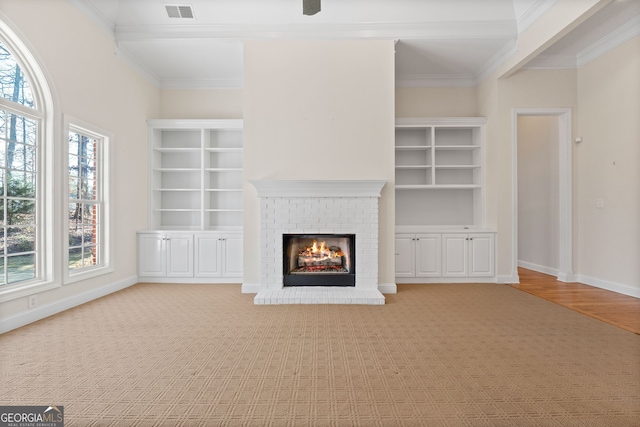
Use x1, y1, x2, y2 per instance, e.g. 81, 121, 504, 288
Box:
378, 283, 397, 294
497, 273, 520, 284
518, 260, 558, 277
0, 276, 138, 334
576, 274, 640, 299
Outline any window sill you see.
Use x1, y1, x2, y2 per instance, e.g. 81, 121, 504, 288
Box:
64, 265, 114, 285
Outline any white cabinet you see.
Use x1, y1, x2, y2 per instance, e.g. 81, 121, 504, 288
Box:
396, 231, 495, 283
138, 231, 242, 283
395, 234, 442, 281
194, 233, 243, 278
148, 119, 243, 230
395, 118, 486, 228
137, 233, 194, 278
442, 233, 495, 278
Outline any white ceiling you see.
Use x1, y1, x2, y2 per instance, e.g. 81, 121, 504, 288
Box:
68, 0, 640, 88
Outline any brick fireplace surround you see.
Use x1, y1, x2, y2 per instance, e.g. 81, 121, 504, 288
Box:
250, 180, 387, 305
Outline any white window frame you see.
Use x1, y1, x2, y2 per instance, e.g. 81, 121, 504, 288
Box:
63, 117, 113, 284
0, 18, 57, 303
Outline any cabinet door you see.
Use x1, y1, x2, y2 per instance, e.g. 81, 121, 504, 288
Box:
195, 234, 221, 277
222, 234, 243, 278
415, 234, 441, 277
166, 234, 194, 277
468, 233, 494, 277
442, 234, 468, 277
138, 234, 166, 277
395, 235, 415, 277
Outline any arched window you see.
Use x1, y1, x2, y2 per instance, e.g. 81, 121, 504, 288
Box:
0, 20, 55, 299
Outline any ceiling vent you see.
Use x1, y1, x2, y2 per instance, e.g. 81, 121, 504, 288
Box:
165, 5, 194, 19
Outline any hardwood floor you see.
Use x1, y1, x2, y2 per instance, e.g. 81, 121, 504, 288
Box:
510, 268, 640, 335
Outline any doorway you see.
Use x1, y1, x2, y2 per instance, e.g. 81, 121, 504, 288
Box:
511, 108, 573, 283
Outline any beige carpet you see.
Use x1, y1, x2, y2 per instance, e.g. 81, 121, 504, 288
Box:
1, 283, 639, 426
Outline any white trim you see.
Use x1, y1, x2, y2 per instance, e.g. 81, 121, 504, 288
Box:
515, 0, 558, 34
63, 117, 115, 285
577, 15, 640, 67
378, 283, 397, 294
518, 260, 558, 277
396, 117, 487, 127
0, 276, 137, 334
396, 277, 497, 284
575, 274, 640, 299
250, 180, 388, 198
476, 39, 518, 83
497, 274, 520, 284
512, 108, 573, 284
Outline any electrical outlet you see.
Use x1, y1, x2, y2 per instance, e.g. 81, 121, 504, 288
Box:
596, 198, 604, 208
28, 295, 37, 309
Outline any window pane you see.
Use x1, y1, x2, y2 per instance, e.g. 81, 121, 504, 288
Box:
0, 41, 35, 108
0, 257, 4, 285
8, 143, 35, 173
69, 154, 78, 177
82, 179, 95, 200
0, 229, 4, 255
7, 254, 35, 283
7, 114, 36, 145
82, 203, 97, 225
83, 246, 97, 267
69, 177, 79, 200
83, 225, 96, 246
7, 199, 35, 225
83, 137, 96, 160
7, 171, 35, 197
69, 247, 82, 270
7, 226, 34, 253
81, 159, 96, 180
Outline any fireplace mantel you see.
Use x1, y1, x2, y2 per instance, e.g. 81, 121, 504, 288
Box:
250, 179, 387, 198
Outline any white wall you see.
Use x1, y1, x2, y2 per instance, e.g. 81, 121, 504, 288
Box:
576, 35, 640, 296
242, 40, 396, 289
517, 116, 559, 273
0, 0, 159, 325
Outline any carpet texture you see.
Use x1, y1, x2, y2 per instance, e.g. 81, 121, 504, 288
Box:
1, 283, 639, 426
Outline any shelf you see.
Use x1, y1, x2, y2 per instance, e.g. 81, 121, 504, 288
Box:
155, 188, 201, 192
396, 185, 481, 190
205, 188, 243, 192
434, 165, 480, 169
204, 147, 243, 152
153, 147, 200, 153
395, 146, 431, 151
205, 208, 243, 212
154, 208, 200, 212
205, 168, 243, 172
434, 145, 480, 150
396, 165, 431, 169
154, 168, 200, 172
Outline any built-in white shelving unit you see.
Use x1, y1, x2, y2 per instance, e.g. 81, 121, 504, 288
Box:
148, 119, 243, 231
395, 117, 486, 228
395, 117, 495, 283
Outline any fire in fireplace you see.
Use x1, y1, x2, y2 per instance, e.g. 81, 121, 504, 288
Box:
283, 234, 355, 286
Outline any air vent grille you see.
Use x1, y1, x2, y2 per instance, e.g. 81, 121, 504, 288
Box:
165, 5, 194, 19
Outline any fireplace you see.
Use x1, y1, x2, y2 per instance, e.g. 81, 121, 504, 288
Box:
283, 234, 355, 287
250, 180, 387, 304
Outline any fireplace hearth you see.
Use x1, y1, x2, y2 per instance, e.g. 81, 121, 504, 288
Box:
283, 234, 355, 287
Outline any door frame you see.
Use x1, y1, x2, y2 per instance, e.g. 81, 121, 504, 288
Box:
511, 108, 574, 282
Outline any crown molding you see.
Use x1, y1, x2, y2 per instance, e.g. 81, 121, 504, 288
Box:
516, 0, 558, 34
577, 15, 640, 67
476, 39, 518, 82
114, 20, 516, 41
67, 0, 116, 39
114, 46, 161, 87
